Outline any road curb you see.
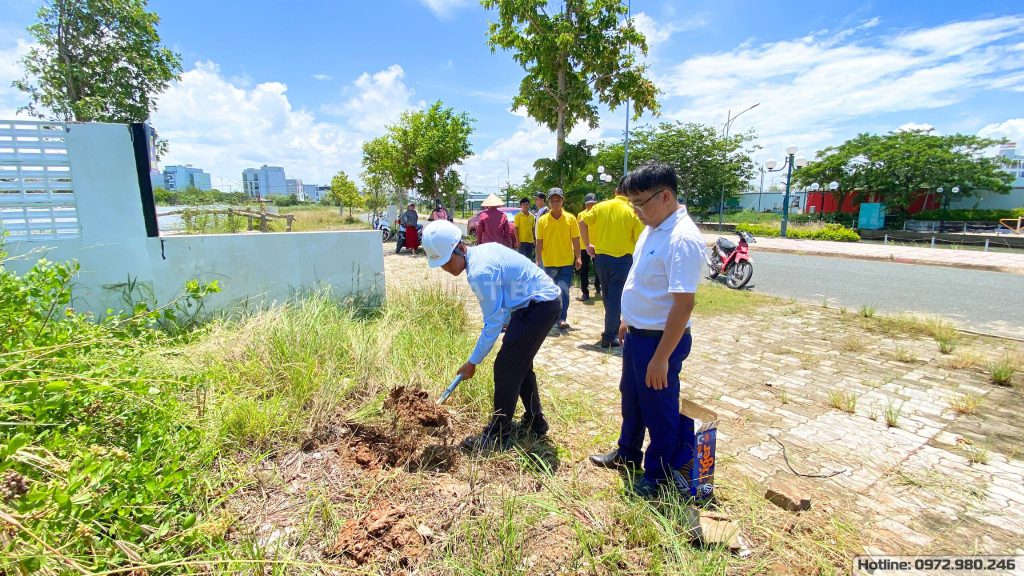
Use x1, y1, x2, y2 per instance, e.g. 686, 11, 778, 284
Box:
725, 244, 1024, 276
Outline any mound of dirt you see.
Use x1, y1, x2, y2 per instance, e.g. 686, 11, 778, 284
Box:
328, 503, 424, 565
385, 386, 450, 427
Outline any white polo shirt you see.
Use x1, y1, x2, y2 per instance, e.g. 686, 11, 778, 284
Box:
621, 206, 705, 331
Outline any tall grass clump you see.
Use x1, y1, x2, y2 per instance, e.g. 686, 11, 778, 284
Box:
192, 284, 483, 451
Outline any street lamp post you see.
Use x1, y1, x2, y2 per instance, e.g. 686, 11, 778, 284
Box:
586, 165, 614, 196
718, 102, 760, 230
757, 165, 766, 213
937, 186, 960, 233
764, 145, 807, 238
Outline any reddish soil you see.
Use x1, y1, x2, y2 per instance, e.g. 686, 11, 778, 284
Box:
385, 386, 450, 427
328, 504, 424, 565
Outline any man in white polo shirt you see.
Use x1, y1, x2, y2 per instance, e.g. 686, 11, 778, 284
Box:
588, 161, 705, 497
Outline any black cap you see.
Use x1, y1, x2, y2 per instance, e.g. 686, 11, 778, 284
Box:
584, 193, 597, 204
535, 191, 546, 200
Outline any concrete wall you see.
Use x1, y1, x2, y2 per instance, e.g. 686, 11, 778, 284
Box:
3, 122, 384, 316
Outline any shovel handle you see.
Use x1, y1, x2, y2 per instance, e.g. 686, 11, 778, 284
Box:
438, 374, 464, 404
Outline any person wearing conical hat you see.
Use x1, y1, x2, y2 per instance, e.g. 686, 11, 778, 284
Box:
476, 193, 515, 247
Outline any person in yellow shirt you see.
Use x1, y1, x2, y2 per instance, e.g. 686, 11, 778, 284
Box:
535, 187, 581, 330
513, 197, 536, 260
579, 177, 645, 348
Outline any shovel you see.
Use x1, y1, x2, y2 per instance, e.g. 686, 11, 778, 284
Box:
437, 374, 464, 405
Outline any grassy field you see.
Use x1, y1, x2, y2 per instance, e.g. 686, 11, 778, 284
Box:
1, 243, 864, 573
178, 206, 372, 234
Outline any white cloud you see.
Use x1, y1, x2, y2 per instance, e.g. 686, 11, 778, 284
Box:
311, 73, 332, 81
0, 37, 35, 118
322, 64, 424, 134
632, 11, 705, 49
418, 0, 471, 19
978, 118, 1024, 147
151, 61, 409, 187
896, 122, 935, 133
656, 15, 1024, 162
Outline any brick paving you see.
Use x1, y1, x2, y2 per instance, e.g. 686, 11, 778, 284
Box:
383, 249, 1024, 555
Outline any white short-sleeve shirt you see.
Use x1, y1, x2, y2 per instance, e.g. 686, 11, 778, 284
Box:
621, 206, 705, 331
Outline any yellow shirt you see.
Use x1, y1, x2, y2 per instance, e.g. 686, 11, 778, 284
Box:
536, 211, 580, 267
514, 211, 536, 243
579, 195, 645, 257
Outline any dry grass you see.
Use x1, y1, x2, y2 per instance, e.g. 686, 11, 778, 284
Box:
942, 349, 983, 370
947, 393, 983, 415
827, 390, 858, 414
893, 346, 917, 363
838, 335, 867, 353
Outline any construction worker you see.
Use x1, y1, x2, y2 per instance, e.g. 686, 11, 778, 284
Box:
588, 162, 705, 497
579, 177, 644, 348
421, 220, 562, 451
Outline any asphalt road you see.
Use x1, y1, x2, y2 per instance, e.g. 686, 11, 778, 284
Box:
740, 252, 1024, 339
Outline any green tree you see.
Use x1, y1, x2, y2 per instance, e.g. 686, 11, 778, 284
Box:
361, 175, 391, 216
328, 170, 362, 217
14, 0, 182, 123
482, 0, 659, 160
795, 130, 1013, 214
361, 101, 474, 204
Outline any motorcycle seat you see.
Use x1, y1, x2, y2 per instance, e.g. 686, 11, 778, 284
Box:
716, 237, 736, 254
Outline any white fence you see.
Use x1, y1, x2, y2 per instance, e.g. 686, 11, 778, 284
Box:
0, 120, 80, 240
2, 121, 385, 316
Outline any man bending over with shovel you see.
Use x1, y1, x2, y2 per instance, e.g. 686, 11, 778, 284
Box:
422, 220, 562, 451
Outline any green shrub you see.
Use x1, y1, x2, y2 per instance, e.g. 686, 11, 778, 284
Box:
736, 222, 860, 242
0, 240, 214, 571
912, 207, 1024, 222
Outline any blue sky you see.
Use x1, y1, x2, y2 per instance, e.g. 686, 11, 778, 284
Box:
1, 0, 1022, 192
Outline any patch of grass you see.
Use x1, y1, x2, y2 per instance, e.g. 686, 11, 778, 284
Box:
273, 206, 372, 232
943, 348, 983, 369
963, 443, 990, 465
947, 393, 982, 415
694, 280, 779, 316
779, 390, 790, 405
838, 335, 867, 353
885, 401, 903, 428
827, 390, 858, 414
988, 355, 1019, 386
859, 305, 876, 318
937, 337, 957, 355
894, 346, 917, 363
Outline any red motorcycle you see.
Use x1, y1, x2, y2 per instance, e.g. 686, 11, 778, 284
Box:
706, 230, 755, 289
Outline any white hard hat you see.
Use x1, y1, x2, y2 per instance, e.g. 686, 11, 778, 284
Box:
422, 220, 463, 268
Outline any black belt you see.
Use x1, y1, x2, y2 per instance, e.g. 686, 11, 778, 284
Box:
627, 326, 691, 338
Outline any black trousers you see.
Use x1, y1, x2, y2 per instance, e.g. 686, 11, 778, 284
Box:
491, 298, 561, 430
579, 251, 601, 296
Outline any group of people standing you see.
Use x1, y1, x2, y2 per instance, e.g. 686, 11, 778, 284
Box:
420, 161, 707, 498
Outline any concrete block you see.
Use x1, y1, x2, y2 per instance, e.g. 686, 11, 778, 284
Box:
765, 478, 812, 511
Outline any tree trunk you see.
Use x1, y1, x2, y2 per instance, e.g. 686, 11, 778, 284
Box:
555, 62, 567, 166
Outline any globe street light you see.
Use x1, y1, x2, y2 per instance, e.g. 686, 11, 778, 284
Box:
764, 145, 806, 238
938, 185, 961, 232
827, 181, 839, 218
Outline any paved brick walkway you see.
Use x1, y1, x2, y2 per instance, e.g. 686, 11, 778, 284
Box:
383, 250, 1024, 555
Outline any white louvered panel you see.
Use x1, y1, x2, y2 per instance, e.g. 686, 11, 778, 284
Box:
0, 120, 78, 241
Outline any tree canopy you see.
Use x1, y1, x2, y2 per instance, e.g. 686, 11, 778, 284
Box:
14, 0, 182, 123
794, 129, 1013, 211
327, 170, 362, 216
361, 101, 474, 208
482, 0, 659, 160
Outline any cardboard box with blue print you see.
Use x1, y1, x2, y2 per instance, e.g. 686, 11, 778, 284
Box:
678, 398, 719, 501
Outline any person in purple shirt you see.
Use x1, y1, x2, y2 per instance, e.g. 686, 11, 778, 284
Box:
476, 194, 514, 247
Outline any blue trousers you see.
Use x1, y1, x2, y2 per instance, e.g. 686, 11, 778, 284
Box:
617, 329, 693, 482
517, 242, 535, 260
594, 254, 632, 342
544, 265, 574, 322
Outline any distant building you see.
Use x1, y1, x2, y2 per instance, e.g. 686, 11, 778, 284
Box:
950, 143, 1024, 210
286, 178, 304, 199
242, 165, 287, 198
303, 184, 320, 202
161, 165, 212, 191
317, 185, 331, 203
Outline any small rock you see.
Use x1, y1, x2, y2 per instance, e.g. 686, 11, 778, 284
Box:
416, 523, 434, 542
696, 513, 744, 552
765, 479, 812, 512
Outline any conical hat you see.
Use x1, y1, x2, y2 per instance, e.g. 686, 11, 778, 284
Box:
481, 194, 504, 208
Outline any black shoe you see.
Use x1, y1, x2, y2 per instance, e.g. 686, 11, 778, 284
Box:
598, 338, 621, 349
577, 294, 590, 302
519, 414, 549, 437
589, 449, 641, 471
460, 426, 512, 452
